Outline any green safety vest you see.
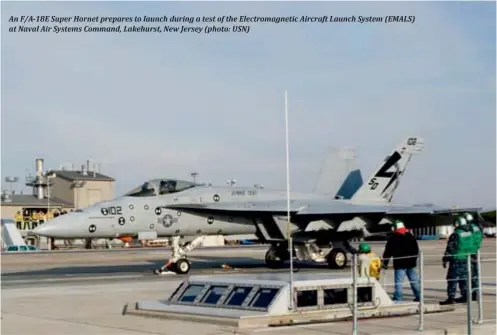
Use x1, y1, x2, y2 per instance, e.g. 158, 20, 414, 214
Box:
471, 223, 483, 252
453, 228, 474, 261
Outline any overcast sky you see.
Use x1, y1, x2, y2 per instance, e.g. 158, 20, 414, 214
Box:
1, 1, 495, 209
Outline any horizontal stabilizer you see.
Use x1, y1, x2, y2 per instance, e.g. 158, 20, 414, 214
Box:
432, 207, 483, 215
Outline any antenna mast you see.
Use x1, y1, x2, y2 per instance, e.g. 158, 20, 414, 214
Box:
285, 90, 294, 310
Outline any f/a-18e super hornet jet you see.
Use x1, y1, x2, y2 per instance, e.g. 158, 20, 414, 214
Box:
34, 136, 479, 275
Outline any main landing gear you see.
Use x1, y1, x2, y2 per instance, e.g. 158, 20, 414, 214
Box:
326, 248, 347, 269
264, 241, 348, 269
265, 242, 290, 268
153, 235, 205, 275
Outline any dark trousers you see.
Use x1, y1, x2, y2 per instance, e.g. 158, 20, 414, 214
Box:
446, 260, 468, 299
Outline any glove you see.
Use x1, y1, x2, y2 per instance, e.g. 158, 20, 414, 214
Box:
443, 263, 447, 269
382, 264, 388, 270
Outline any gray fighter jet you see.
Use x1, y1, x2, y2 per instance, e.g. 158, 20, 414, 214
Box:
34, 136, 480, 275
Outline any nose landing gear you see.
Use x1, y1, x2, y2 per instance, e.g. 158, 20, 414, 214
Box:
153, 235, 204, 275
154, 258, 191, 275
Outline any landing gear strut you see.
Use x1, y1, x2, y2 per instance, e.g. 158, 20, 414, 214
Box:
154, 235, 204, 275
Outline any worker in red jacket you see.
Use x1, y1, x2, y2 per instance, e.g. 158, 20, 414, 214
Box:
382, 220, 421, 302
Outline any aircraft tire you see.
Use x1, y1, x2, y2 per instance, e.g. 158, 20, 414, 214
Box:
275, 243, 290, 261
265, 248, 284, 269
175, 258, 191, 274
327, 248, 347, 269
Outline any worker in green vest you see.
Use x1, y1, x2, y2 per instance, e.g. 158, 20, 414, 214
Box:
463, 212, 483, 301
440, 216, 473, 305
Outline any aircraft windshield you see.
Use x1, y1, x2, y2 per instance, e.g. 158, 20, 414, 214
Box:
125, 182, 157, 197
125, 179, 198, 197
158, 179, 197, 195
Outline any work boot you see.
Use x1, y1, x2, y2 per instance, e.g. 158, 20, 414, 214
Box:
413, 297, 420, 302
440, 297, 456, 305
455, 296, 467, 303
472, 292, 478, 301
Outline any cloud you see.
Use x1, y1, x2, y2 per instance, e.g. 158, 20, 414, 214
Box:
1, 1, 495, 208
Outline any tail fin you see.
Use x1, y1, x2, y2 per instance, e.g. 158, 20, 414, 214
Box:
314, 147, 360, 196
351, 137, 425, 203
335, 169, 363, 199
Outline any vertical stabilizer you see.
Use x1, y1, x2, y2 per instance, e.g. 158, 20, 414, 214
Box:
351, 137, 424, 202
314, 147, 361, 198
335, 169, 363, 199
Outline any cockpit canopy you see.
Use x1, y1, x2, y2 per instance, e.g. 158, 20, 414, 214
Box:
124, 179, 199, 197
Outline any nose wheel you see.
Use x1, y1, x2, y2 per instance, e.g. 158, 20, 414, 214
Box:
174, 258, 191, 274
153, 258, 191, 275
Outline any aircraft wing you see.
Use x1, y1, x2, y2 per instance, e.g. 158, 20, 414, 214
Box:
165, 201, 483, 239
165, 201, 482, 218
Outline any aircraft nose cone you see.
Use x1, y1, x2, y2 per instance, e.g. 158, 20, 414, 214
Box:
32, 215, 77, 238
33, 223, 57, 237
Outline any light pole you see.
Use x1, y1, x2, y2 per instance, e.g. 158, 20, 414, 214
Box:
46, 173, 56, 217
191, 172, 198, 184
4, 176, 19, 193
45, 172, 56, 250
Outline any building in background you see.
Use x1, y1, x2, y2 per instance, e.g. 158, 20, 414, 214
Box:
45, 167, 115, 210
1, 158, 115, 234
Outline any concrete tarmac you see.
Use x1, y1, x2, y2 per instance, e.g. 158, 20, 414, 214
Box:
1, 240, 496, 334
0, 242, 385, 288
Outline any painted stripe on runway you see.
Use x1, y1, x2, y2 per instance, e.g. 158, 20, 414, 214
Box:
5, 274, 145, 284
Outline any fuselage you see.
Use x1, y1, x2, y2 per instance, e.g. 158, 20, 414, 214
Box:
33, 183, 334, 239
